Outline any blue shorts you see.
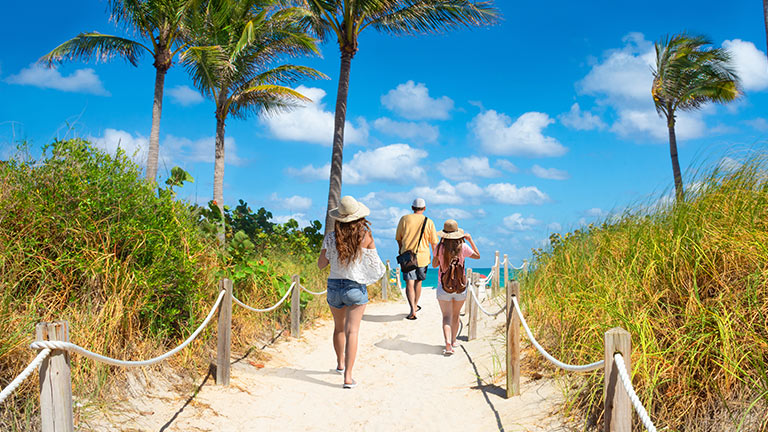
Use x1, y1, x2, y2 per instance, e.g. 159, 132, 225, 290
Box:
402, 266, 428, 281
326, 279, 369, 309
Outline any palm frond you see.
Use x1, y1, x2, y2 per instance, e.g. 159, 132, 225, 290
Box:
366, 0, 499, 35
227, 84, 311, 119
180, 45, 230, 99
40, 33, 149, 66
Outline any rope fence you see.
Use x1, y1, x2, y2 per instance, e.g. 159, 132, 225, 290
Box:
465, 250, 658, 432
4, 249, 658, 432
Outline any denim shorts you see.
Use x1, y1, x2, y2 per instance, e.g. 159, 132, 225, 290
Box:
326, 279, 369, 309
402, 266, 428, 281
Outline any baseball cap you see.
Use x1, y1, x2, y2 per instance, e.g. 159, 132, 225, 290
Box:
412, 198, 426, 208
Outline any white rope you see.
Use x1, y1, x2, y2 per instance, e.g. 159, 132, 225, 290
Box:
478, 268, 495, 287
301, 284, 327, 296
511, 296, 604, 372
232, 282, 296, 313
30, 290, 226, 367
614, 353, 658, 432
505, 258, 527, 271
466, 281, 506, 317
0, 348, 51, 404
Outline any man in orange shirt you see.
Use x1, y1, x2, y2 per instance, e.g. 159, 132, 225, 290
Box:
396, 198, 439, 320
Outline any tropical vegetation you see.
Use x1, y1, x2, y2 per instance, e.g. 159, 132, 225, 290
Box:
651, 33, 741, 200
41, 0, 195, 183
181, 0, 325, 235
522, 153, 768, 431
294, 0, 499, 232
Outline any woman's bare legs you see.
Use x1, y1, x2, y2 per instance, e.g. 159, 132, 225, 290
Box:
329, 305, 347, 371
450, 299, 465, 346
343, 304, 366, 385
438, 299, 454, 352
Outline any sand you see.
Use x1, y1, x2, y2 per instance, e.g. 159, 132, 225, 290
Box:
81, 290, 569, 431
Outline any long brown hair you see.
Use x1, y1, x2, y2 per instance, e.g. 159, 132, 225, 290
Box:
334, 218, 371, 265
440, 238, 465, 268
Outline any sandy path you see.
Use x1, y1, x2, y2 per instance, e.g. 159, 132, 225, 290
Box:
84, 290, 568, 431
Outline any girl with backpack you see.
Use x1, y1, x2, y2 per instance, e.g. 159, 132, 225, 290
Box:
432, 219, 480, 356
317, 196, 386, 388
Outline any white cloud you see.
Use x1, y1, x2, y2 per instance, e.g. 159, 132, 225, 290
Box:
437, 156, 500, 181
89, 129, 148, 160
579, 33, 655, 103
270, 193, 312, 211
745, 118, 768, 131
381, 81, 454, 120
532, 164, 570, 180
610, 108, 707, 141
7, 64, 109, 95
163, 135, 243, 166
372, 117, 439, 143
585, 207, 606, 217
287, 143, 427, 185
409, 180, 465, 205
547, 222, 562, 231
272, 213, 311, 227
260, 85, 368, 145
168, 85, 203, 106
722, 39, 768, 92
470, 110, 567, 157
503, 213, 539, 231
485, 183, 549, 205
558, 103, 606, 130
437, 208, 474, 220
495, 159, 519, 173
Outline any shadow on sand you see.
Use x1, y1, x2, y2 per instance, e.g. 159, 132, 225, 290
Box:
363, 313, 408, 323
374, 334, 444, 356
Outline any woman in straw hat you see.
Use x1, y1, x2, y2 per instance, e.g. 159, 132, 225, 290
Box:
317, 196, 385, 388
432, 219, 480, 355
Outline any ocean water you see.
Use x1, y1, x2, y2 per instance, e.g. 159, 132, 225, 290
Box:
391, 267, 519, 289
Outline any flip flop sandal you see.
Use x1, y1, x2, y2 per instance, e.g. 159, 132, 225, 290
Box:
442, 349, 454, 356
405, 314, 417, 320
343, 380, 357, 389
417, 305, 422, 312
335, 368, 344, 374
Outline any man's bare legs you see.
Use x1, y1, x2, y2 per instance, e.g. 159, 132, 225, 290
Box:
405, 279, 423, 318
343, 304, 366, 385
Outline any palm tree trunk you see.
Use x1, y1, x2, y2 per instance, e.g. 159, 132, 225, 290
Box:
214, 111, 227, 244
667, 116, 684, 201
324, 50, 354, 235
146, 65, 167, 183
763, 0, 768, 54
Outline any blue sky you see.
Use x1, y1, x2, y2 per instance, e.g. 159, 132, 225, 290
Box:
1, 1, 767, 266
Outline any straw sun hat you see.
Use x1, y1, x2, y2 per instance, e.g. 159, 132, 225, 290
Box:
437, 219, 465, 239
329, 195, 370, 223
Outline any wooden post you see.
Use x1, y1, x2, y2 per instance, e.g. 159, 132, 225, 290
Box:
382, 260, 390, 301
503, 254, 509, 293
37, 321, 74, 432
216, 278, 232, 386
464, 267, 472, 320
604, 327, 631, 432
396, 266, 402, 296
468, 272, 479, 341
492, 251, 500, 296
291, 274, 301, 338
506, 281, 520, 398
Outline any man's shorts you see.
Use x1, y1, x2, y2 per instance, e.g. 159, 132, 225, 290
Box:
326, 279, 369, 309
402, 266, 428, 281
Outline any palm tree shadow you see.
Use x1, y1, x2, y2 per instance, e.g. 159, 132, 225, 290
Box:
159, 364, 214, 432
363, 313, 407, 322
374, 334, 443, 356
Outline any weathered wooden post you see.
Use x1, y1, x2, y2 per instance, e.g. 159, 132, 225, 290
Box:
604, 327, 631, 432
503, 254, 509, 293
396, 266, 402, 296
464, 267, 472, 318
492, 251, 500, 296
37, 321, 74, 432
468, 272, 479, 341
291, 274, 301, 338
216, 278, 232, 386
506, 281, 520, 398
382, 260, 390, 300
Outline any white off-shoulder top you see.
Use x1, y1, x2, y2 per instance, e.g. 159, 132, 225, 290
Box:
322, 232, 386, 285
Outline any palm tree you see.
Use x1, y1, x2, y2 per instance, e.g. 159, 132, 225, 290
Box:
652, 34, 741, 200
296, 0, 499, 233
763, 0, 768, 54
41, 0, 193, 183
181, 0, 325, 241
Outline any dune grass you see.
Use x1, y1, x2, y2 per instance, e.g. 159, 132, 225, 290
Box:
520, 153, 768, 431
0, 140, 329, 430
